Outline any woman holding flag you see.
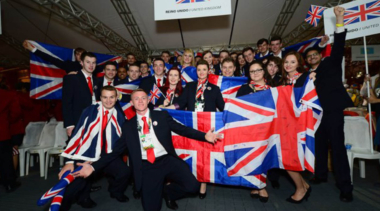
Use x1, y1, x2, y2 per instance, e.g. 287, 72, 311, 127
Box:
156, 67, 183, 108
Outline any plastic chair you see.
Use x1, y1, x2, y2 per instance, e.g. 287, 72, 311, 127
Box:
45, 122, 68, 179
344, 116, 380, 183
25, 122, 58, 177
18, 122, 46, 177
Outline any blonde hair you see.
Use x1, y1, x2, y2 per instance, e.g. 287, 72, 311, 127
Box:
180, 48, 195, 67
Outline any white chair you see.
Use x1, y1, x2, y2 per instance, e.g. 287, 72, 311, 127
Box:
18, 122, 46, 177
25, 122, 58, 177
45, 122, 68, 179
344, 116, 380, 183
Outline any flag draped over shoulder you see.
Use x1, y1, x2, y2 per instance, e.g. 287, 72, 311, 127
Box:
283, 36, 331, 58
166, 109, 266, 189
61, 102, 124, 162
29, 41, 120, 99
223, 78, 322, 177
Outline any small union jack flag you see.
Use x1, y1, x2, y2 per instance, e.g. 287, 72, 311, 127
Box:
344, 0, 380, 26
176, 0, 205, 4
305, 5, 327, 27
149, 84, 163, 105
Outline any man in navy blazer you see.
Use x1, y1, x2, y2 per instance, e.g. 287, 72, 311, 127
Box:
62, 52, 99, 137
139, 58, 166, 94
74, 89, 220, 211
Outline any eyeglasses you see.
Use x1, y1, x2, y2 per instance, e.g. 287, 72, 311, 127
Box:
306, 53, 319, 59
249, 69, 263, 74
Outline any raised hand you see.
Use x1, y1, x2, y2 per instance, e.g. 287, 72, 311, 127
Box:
23, 40, 35, 51
334, 6, 345, 25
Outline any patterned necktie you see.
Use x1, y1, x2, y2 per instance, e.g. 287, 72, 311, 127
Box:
157, 79, 161, 87
101, 110, 109, 150
196, 79, 207, 99
87, 77, 93, 95
107, 81, 112, 86
142, 116, 155, 163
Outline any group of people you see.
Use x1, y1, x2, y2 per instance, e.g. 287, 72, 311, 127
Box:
0, 6, 354, 211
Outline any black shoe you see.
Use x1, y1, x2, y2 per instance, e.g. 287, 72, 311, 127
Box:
77, 198, 97, 208
5, 181, 21, 193
110, 194, 129, 202
133, 190, 141, 199
90, 185, 101, 192
340, 192, 353, 202
271, 181, 280, 189
199, 192, 207, 199
164, 198, 178, 210
259, 195, 269, 203
286, 187, 312, 204
309, 177, 327, 184
250, 190, 259, 199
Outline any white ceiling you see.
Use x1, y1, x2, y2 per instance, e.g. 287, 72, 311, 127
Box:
0, 0, 329, 62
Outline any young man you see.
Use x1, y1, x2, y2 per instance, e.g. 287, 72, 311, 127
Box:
242, 47, 256, 77
221, 57, 236, 77
161, 51, 171, 64
73, 89, 220, 211
215, 50, 230, 75
255, 38, 270, 60
305, 6, 354, 202
62, 52, 99, 137
116, 67, 128, 83
140, 62, 150, 78
60, 86, 130, 210
95, 61, 118, 101
126, 53, 137, 70
270, 36, 283, 58
127, 63, 142, 82
230, 52, 238, 61
139, 58, 166, 94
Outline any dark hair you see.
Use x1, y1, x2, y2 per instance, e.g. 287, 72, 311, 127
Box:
280, 51, 306, 85
161, 51, 171, 56
248, 61, 271, 83
128, 63, 140, 70
202, 50, 213, 59
235, 53, 246, 76
266, 56, 282, 73
140, 61, 148, 66
221, 57, 235, 67
100, 85, 117, 97
196, 59, 210, 70
219, 50, 230, 56
230, 52, 238, 56
242, 47, 255, 55
80, 52, 97, 62
74, 47, 86, 55
126, 53, 136, 58
304, 47, 322, 59
153, 58, 165, 66
195, 56, 202, 59
257, 38, 269, 46
162, 67, 183, 96
103, 61, 117, 70
270, 36, 282, 44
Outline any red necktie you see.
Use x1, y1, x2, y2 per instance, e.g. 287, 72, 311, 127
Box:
107, 81, 112, 86
142, 116, 155, 163
87, 77, 93, 96
157, 79, 161, 87
101, 110, 109, 150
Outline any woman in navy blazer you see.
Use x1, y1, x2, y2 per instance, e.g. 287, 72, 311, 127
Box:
156, 67, 183, 108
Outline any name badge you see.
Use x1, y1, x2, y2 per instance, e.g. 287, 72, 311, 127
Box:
140, 134, 154, 150
195, 101, 205, 112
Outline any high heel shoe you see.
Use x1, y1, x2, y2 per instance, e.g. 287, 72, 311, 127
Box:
250, 191, 259, 199
199, 192, 207, 199
286, 187, 312, 204
250, 189, 269, 203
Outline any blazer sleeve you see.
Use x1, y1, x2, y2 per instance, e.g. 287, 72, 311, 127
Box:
92, 123, 129, 171
34, 49, 76, 73
214, 86, 225, 111
165, 111, 207, 141
236, 85, 246, 98
62, 76, 75, 127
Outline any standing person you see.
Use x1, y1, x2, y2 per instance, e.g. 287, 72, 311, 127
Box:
59, 86, 130, 210
161, 51, 171, 64
139, 58, 166, 94
126, 63, 142, 82
270, 36, 283, 58
126, 53, 137, 70
140, 61, 151, 78
116, 67, 128, 84
180, 49, 196, 70
156, 67, 183, 108
255, 38, 270, 60
95, 61, 118, 101
202, 50, 216, 74
73, 89, 221, 211
230, 52, 238, 61
280, 51, 309, 87
242, 47, 256, 77
0, 88, 22, 193
221, 58, 238, 77
214, 50, 230, 75
305, 6, 354, 202
236, 53, 246, 77
266, 56, 282, 86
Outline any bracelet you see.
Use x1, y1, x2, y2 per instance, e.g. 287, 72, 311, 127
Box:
336, 24, 344, 27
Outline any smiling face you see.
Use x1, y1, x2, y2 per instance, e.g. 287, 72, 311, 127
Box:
183, 52, 193, 66
306, 50, 322, 68
131, 90, 149, 114
153, 60, 165, 77
197, 64, 209, 80
219, 52, 229, 63
221, 61, 235, 77
140, 63, 149, 74
104, 64, 117, 80
270, 40, 282, 55
101, 89, 117, 110
267, 61, 278, 77
243, 50, 255, 63
258, 42, 269, 54
238, 54, 246, 66
168, 69, 180, 86
203, 52, 213, 66
249, 63, 265, 82
117, 67, 127, 80
127, 55, 136, 65
80, 56, 97, 74
161, 52, 170, 63
128, 66, 141, 81
284, 55, 299, 74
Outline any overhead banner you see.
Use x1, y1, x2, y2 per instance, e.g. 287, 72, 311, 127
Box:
323, 0, 380, 42
154, 0, 232, 21
351, 45, 380, 61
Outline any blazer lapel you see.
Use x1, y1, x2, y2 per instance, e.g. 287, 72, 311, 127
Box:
128, 117, 143, 160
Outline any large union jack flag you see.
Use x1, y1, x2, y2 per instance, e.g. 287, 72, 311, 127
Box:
283, 36, 332, 58
176, 0, 205, 4
29, 41, 120, 99
167, 109, 266, 189
223, 78, 322, 176
343, 0, 380, 26
305, 5, 327, 27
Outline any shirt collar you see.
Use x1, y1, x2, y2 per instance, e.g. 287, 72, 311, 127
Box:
136, 109, 150, 121
81, 69, 92, 78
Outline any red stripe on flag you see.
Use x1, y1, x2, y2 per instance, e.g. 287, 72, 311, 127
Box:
52, 196, 63, 204
75, 118, 101, 153
30, 64, 66, 77
228, 98, 275, 116
254, 174, 267, 183
179, 154, 190, 159
227, 145, 267, 176
30, 82, 63, 99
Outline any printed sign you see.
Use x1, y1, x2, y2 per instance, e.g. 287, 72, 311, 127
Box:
154, 0, 232, 21
351, 45, 380, 61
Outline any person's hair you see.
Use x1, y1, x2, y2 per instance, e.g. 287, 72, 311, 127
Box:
162, 67, 183, 96
280, 51, 306, 85
221, 57, 235, 67
153, 58, 165, 66
248, 61, 271, 84
161, 51, 171, 57
80, 52, 97, 62
242, 47, 255, 55
126, 53, 136, 58
74, 47, 86, 55
219, 50, 230, 56
235, 53, 245, 76
100, 85, 117, 97
196, 59, 209, 70
266, 56, 282, 73
140, 61, 148, 67
304, 47, 322, 60
230, 52, 238, 56
195, 55, 202, 59
257, 38, 269, 46
103, 61, 117, 70
202, 50, 213, 59
128, 63, 140, 70
180, 48, 195, 67
131, 88, 148, 98
270, 36, 282, 44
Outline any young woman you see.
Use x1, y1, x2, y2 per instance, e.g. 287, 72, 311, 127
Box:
235, 53, 246, 77
203, 50, 216, 74
180, 49, 195, 70
280, 51, 308, 87
265, 56, 282, 86
156, 67, 183, 108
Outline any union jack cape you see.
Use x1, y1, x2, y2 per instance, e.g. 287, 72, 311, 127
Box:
305, 5, 327, 27
223, 78, 322, 177
61, 102, 124, 161
167, 109, 266, 189
29, 41, 120, 99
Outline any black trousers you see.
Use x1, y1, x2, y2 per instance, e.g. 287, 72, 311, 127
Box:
0, 140, 17, 186
314, 110, 353, 193
60, 157, 130, 211
141, 155, 200, 211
